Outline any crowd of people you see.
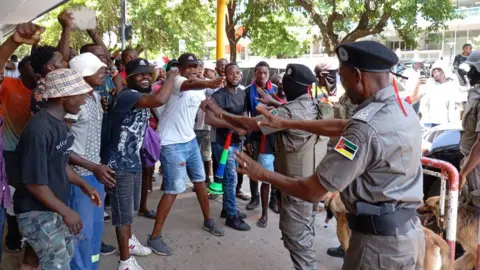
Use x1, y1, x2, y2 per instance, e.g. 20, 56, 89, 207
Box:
1, 6, 480, 270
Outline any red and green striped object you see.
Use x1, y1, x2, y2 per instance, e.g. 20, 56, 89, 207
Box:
215, 131, 233, 179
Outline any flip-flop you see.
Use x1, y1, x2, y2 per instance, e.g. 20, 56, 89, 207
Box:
256, 217, 268, 228
138, 210, 157, 219
236, 192, 251, 201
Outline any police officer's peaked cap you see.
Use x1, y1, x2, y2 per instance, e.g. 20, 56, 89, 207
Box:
284, 63, 316, 86
335, 41, 398, 72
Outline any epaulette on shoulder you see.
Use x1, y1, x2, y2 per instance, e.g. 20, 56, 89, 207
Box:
351, 102, 385, 123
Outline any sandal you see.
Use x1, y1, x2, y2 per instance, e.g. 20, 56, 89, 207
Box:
256, 217, 268, 228
236, 192, 251, 201
138, 210, 157, 219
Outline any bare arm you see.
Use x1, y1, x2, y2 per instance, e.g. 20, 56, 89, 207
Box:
235, 152, 328, 203
87, 29, 110, 62
221, 113, 260, 132
279, 119, 347, 137
204, 109, 246, 135
180, 78, 223, 92
135, 71, 177, 108
460, 136, 480, 187
69, 152, 116, 188
57, 11, 74, 61
25, 184, 72, 216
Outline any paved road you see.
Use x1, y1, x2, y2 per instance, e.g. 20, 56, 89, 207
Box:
2, 176, 344, 270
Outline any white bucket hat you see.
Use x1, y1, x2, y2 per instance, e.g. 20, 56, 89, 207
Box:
69, 52, 107, 77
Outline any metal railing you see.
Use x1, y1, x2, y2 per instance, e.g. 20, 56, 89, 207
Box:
421, 157, 459, 270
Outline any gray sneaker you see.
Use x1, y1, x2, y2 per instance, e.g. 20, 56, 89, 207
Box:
202, 218, 225, 237
147, 235, 173, 256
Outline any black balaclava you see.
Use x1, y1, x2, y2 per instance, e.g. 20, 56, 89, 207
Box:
283, 76, 309, 101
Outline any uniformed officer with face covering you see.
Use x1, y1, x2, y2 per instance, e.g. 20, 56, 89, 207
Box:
233, 41, 426, 269
202, 63, 333, 270
459, 50, 480, 205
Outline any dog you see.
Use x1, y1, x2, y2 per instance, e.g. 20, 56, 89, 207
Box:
421, 196, 479, 270
323, 192, 452, 270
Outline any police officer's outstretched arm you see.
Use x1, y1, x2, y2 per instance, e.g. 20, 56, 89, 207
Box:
235, 121, 373, 202
256, 106, 347, 137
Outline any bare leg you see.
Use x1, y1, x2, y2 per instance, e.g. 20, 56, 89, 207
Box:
139, 166, 153, 214
193, 182, 210, 221
150, 194, 177, 239
257, 183, 270, 228
204, 161, 212, 184
116, 225, 131, 261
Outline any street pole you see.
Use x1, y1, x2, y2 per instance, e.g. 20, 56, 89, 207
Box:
121, 0, 126, 50
216, 0, 226, 60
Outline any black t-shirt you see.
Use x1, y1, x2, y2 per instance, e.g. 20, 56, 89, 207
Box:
212, 88, 246, 146
13, 110, 74, 214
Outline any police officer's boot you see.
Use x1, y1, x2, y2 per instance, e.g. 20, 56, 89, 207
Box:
326, 245, 345, 258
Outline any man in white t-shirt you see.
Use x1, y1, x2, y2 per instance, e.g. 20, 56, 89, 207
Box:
148, 53, 225, 256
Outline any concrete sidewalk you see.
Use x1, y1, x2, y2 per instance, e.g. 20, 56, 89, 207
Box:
2, 177, 344, 270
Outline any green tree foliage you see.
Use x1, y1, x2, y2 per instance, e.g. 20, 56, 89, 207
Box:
128, 0, 216, 59
225, 0, 304, 62
248, 13, 309, 58
294, 0, 458, 55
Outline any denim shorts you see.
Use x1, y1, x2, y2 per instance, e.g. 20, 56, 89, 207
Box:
160, 138, 206, 194
106, 171, 142, 227
17, 211, 74, 270
258, 154, 275, 172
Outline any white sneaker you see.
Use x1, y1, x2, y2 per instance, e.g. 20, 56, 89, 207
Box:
118, 256, 143, 270
129, 234, 152, 256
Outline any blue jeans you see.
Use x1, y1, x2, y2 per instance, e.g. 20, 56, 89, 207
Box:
0, 207, 5, 264
160, 139, 206, 194
213, 143, 239, 217
69, 175, 105, 270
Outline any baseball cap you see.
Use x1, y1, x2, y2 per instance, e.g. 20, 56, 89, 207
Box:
204, 62, 215, 72
43, 68, 92, 99
178, 53, 198, 67
166, 59, 179, 71
69, 52, 107, 77
465, 50, 480, 73
126, 58, 154, 78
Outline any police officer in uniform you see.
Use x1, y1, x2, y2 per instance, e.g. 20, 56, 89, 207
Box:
202, 63, 333, 270
234, 41, 426, 269
459, 50, 480, 204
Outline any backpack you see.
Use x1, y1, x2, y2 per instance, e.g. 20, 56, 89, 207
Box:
140, 127, 161, 168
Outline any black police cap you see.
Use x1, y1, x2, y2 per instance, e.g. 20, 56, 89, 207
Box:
335, 41, 398, 72
284, 63, 316, 86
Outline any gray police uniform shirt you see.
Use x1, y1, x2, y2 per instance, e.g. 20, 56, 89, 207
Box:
259, 94, 329, 177
461, 86, 480, 155
316, 86, 423, 214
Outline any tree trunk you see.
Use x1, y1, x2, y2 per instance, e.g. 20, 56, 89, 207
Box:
229, 41, 237, 62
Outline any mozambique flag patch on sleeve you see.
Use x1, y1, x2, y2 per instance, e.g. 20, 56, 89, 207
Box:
334, 136, 359, 160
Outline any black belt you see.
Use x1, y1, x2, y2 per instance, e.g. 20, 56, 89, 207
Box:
347, 208, 417, 236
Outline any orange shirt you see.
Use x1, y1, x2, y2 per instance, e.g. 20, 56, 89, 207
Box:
0, 77, 32, 151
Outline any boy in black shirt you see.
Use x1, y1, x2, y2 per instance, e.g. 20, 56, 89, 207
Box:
14, 68, 101, 270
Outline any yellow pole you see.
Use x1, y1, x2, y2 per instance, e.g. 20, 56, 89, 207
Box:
216, 0, 226, 60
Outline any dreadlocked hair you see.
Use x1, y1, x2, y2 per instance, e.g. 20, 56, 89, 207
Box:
31, 45, 57, 76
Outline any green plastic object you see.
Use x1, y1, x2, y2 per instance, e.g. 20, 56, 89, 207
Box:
208, 182, 223, 195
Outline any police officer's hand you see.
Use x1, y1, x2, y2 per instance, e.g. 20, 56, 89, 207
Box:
62, 209, 83, 235
235, 152, 269, 181
256, 106, 284, 129
256, 87, 275, 106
